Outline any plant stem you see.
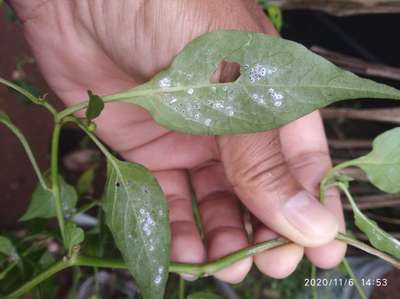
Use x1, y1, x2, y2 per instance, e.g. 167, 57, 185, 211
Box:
50, 122, 66, 244
310, 265, 318, 299
179, 277, 185, 299
0, 119, 49, 190
0, 77, 57, 116
336, 232, 400, 268
6, 258, 73, 299
319, 160, 355, 202
342, 257, 367, 299
7, 233, 400, 298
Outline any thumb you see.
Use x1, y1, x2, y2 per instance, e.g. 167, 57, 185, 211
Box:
218, 130, 338, 247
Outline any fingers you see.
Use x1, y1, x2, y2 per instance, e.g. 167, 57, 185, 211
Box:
190, 163, 252, 283
253, 224, 304, 279
218, 131, 339, 248
280, 111, 346, 268
153, 170, 206, 268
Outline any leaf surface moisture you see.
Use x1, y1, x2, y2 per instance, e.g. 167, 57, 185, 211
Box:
103, 158, 170, 299
108, 31, 400, 135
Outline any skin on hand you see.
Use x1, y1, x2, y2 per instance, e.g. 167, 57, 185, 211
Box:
11, 0, 346, 282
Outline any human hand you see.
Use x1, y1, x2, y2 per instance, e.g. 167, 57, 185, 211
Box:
12, 0, 346, 282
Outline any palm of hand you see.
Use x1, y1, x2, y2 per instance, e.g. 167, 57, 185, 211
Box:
19, 0, 345, 283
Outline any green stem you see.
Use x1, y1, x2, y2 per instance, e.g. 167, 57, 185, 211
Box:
0, 120, 49, 191
179, 277, 185, 299
0, 77, 57, 116
342, 257, 367, 299
7, 233, 399, 298
310, 265, 318, 299
319, 160, 355, 202
50, 122, 66, 244
6, 258, 73, 299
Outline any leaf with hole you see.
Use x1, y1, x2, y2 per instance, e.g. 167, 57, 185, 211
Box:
86, 90, 104, 121
20, 175, 78, 221
103, 158, 170, 299
347, 127, 400, 193
106, 30, 400, 135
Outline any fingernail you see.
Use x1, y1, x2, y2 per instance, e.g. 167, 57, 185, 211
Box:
283, 191, 338, 244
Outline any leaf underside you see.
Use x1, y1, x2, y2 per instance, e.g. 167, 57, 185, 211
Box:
351, 127, 400, 193
20, 176, 78, 221
111, 30, 400, 135
103, 158, 170, 299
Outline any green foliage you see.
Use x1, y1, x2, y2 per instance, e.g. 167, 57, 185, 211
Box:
77, 166, 96, 195
349, 127, 400, 193
20, 175, 78, 221
1, 30, 400, 299
64, 222, 85, 255
103, 158, 170, 299
86, 90, 105, 121
342, 186, 400, 259
0, 236, 18, 259
110, 31, 400, 135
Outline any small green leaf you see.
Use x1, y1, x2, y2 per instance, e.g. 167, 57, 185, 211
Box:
108, 31, 400, 135
349, 127, 400, 193
344, 188, 400, 259
103, 158, 170, 299
20, 175, 78, 221
0, 236, 17, 259
86, 90, 104, 121
65, 222, 85, 254
267, 5, 283, 32
187, 292, 223, 299
77, 166, 96, 195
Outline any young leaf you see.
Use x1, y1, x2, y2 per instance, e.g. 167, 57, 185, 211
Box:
348, 127, 400, 193
343, 187, 400, 259
103, 158, 170, 299
106, 30, 400, 135
0, 236, 18, 259
64, 222, 85, 254
187, 292, 223, 299
20, 176, 78, 221
86, 90, 104, 121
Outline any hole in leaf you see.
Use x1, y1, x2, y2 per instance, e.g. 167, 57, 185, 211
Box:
116, 182, 120, 187
210, 60, 241, 84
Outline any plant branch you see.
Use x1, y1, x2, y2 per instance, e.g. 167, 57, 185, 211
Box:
0, 77, 57, 116
50, 122, 66, 244
8, 233, 400, 298
342, 258, 367, 299
0, 118, 49, 191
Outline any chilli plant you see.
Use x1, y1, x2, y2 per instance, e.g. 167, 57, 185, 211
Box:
0, 31, 400, 299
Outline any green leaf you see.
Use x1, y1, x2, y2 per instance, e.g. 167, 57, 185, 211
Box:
20, 175, 78, 221
65, 222, 85, 254
349, 127, 400, 193
107, 31, 400, 135
86, 90, 104, 121
267, 5, 283, 32
103, 158, 170, 299
77, 166, 96, 195
187, 292, 223, 299
0, 236, 17, 259
343, 187, 400, 259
